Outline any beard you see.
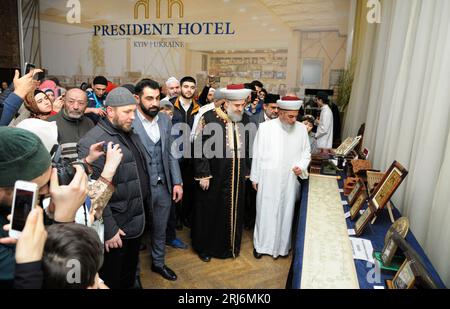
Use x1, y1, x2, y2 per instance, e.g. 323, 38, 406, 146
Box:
112, 115, 133, 133
281, 122, 295, 132
227, 106, 244, 123
181, 90, 194, 100
139, 102, 159, 118
266, 111, 278, 120
64, 108, 83, 120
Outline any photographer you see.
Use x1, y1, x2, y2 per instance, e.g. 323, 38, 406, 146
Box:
16, 118, 123, 234
0, 127, 88, 288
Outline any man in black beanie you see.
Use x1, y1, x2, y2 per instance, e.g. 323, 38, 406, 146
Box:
86, 76, 109, 124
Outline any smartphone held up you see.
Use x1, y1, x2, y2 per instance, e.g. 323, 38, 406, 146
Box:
9, 181, 39, 239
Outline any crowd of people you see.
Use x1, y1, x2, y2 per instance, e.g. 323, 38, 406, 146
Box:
0, 68, 337, 289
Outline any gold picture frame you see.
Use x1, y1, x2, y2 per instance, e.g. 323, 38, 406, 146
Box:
350, 190, 367, 221
392, 260, 415, 289
369, 161, 408, 212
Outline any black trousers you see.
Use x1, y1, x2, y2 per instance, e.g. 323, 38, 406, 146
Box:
99, 236, 141, 289
179, 159, 195, 224
244, 179, 257, 229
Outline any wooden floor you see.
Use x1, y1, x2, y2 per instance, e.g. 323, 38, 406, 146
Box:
139, 227, 292, 289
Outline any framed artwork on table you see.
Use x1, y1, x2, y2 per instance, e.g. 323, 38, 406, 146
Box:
368, 161, 408, 212
350, 190, 367, 221
355, 205, 375, 236
392, 260, 416, 289
347, 179, 365, 206
381, 217, 410, 266
335, 136, 362, 157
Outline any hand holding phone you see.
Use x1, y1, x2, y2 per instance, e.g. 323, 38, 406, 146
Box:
24, 62, 45, 82
15, 207, 47, 264
9, 181, 39, 239
12, 69, 42, 100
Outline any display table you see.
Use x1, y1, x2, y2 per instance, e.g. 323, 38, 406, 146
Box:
288, 173, 446, 289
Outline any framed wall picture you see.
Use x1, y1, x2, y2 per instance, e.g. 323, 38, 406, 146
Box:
369, 161, 408, 212
347, 179, 365, 206
350, 190, 367, 220
355, 205, 375, 236
392, 260, 416, 289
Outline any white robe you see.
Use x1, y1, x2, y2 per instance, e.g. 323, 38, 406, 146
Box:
315, 104, 334, 149
250, 119, 311, 257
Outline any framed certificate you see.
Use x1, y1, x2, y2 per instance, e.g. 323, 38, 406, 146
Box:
368, 161, 408, 212
355, 205, 375, 236
350, 190, 367, 221
392, 260, 415, 289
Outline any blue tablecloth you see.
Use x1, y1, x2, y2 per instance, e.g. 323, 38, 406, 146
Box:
290, 175, 446, 289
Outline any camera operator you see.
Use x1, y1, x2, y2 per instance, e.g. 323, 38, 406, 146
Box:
0, 127, 88, 288
16, 118, 124, 238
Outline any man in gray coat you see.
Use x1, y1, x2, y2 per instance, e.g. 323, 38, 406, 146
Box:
133, 79, 183, 281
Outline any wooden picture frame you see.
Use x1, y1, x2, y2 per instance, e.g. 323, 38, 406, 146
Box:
355, 205, 375, 236
368, 161, 408, 212
347, 179, 365, 206
350, 190, 367, 221
392, 260, 415, 289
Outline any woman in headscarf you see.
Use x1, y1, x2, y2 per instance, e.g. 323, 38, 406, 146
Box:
24, 90, 57, 121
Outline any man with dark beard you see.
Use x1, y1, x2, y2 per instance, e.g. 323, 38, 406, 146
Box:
132, 79, 183, 281
78, 87, 149, 289
170, 76, 201, 228
192, 84, 253, 262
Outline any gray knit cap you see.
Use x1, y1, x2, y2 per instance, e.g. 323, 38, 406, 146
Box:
105, 87, 137, 107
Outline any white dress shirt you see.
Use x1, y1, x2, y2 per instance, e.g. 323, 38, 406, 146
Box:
137, 110, 160, 144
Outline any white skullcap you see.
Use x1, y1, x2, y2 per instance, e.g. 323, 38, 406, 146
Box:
16, 119, 58, 153
277, 96, 304, 111
166, 77, 179, 86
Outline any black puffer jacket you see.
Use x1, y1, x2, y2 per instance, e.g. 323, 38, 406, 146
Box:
78, 118, 148, 241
